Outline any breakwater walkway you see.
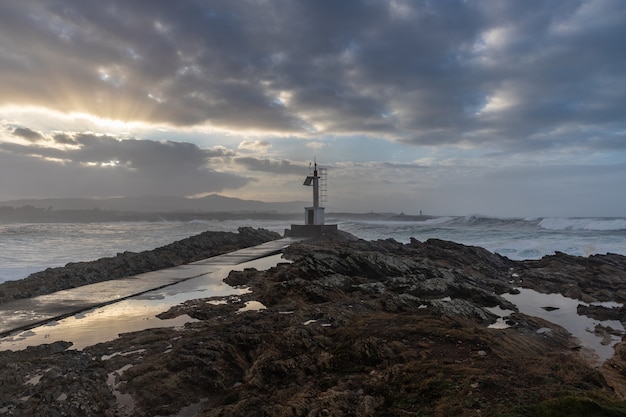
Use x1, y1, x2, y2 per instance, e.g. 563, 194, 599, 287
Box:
0, 237, 301, 338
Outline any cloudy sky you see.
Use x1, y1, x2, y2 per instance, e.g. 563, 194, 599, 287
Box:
1, 0, 625, 217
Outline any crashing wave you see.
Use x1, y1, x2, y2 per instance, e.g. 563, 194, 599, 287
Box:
539, 218, 626, 231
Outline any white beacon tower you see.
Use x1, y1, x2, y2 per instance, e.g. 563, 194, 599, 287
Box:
303, 161, 325, 226
286, 159, 335, 237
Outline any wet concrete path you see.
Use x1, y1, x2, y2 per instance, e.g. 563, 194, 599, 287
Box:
0, 237, 301, 337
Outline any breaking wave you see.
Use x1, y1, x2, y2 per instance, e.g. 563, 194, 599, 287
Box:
440, 215, 626, 232
539, 218, 626, 231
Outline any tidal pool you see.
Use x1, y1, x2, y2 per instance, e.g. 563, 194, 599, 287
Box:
489, 288, 624, 363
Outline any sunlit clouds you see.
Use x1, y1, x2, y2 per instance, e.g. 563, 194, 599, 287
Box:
0, 0, 625, 216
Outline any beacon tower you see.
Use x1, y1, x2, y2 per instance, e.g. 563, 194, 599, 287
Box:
303, 161, 325, 226
285, 159, 337, 237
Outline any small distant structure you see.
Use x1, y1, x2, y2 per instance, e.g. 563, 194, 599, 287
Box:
286, 159, 337, 237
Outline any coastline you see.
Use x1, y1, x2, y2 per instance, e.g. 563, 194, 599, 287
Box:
1, 230, 626, 415
2, 215, 625, 284
0, 226, 281, 304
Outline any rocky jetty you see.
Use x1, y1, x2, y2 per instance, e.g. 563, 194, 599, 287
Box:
2, 234, 626, 416
0, 226, 281, 304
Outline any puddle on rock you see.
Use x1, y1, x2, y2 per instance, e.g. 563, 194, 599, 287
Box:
490, 287, 624, 363
108, 364, 135, 416
485, 305, 515, 329
236, 301, 267, 313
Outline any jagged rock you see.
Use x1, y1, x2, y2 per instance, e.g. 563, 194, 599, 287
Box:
519, 252, 626, 303
578, 304, 626, 322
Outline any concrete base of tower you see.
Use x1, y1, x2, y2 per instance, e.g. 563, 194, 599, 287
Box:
284, 224, 338, 238
304, 206, 325, 225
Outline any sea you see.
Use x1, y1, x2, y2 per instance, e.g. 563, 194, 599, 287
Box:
1, 215, 626, 284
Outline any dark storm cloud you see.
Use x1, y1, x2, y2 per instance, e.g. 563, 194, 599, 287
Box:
53, 133, 77, 145
69, 134, 209, 172
0, 0, 624, 152
0, 132, 249, 197
204, 146, 236, 158
234, 157, 306, 175
13, 127, 44, 142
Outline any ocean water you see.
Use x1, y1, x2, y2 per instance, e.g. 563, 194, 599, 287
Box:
1, 216, 625, 283
337, 216, 626, 260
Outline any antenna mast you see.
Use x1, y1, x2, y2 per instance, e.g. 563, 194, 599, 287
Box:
313, 161, 319, 208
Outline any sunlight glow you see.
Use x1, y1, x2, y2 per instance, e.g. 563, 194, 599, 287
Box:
0, 105, 154, 136
477, 89, 517, 115
479, 27, 511, 51
42, 157, 68, 164
98, 65, 126, 88
101, 160, 121, 167
274, 90, 292, 106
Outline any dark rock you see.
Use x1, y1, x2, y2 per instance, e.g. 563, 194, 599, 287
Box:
578, 303, 626, 321
3, 236, 626, 416
519, 252, 626, 303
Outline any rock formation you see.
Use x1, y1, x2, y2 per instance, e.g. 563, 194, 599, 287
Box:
2, 233, 626, 416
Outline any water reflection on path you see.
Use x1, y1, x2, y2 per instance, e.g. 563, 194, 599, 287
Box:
0, 254, 285, 351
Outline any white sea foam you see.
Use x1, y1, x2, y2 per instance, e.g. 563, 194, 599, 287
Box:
420, 216, 456, 225
539, 217, 626, 231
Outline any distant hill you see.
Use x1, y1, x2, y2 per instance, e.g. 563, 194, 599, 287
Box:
0, 195, 306, 214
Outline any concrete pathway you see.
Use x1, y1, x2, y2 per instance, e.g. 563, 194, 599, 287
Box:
0, 237, 301, 336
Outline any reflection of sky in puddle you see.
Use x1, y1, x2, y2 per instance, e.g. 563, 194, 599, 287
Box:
485, 306, 515, 329
490, 288, 624, 363
0, 254, 285, 351
237, 301, 267, 313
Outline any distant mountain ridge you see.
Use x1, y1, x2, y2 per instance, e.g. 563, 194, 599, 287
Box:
0, 195, 306, 213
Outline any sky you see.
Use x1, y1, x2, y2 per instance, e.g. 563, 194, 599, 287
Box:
0, 0, 625, 217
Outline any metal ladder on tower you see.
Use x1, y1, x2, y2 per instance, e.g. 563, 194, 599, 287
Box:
319, 167, 327, 203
